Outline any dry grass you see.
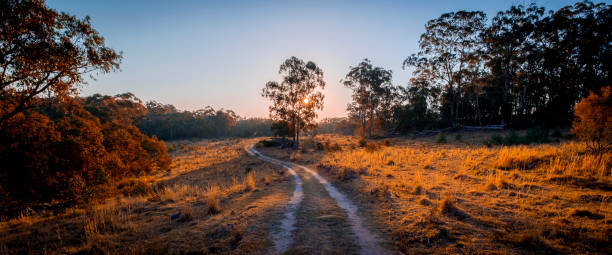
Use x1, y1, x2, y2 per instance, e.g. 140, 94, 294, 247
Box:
0, 138, 290, 254
300, 133, 612, 254
437, 196, 458, 215
205, 185, 221, 214
3, 133, 611, 254
244, 172, 256, 191
484, 173, 511, 190
412, 172, 424, 195
546, 152, 611, 179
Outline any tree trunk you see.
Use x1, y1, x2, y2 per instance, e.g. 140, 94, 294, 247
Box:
296, 127, 300, 150
502, 69, 509, 126
447, 85, 455, 122
368, 107, 374, 138
476, 94, 482, 126
362, 114, 367, 138
293, 117, 298, 149
519, 85, 527, 122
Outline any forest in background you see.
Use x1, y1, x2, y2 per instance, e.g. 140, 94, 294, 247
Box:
1, 0, 610, 216
0, 92, 276, 215
342, 1, 611, 136
137, 101, 273, 140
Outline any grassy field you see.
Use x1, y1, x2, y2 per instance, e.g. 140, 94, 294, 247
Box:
285, 132, 611, 254
0, 138, 293, 254
1, 132, 610, 254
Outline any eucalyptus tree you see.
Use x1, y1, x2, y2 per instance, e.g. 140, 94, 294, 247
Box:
530, 1, 612, 125
395, 77, 440, 131
404, 11, 486, 122
262, 56, 325, 148
0, 0, 121, 126
343, 59, 394, 137
485, 4, 543, 125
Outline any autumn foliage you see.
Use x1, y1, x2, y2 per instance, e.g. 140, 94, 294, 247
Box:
0, 94, 170, 215
571, 86, 612, 153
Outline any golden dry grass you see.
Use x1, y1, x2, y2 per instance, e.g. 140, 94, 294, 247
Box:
0, 138, 292, 254
293, 133, 612, 254
2, 133, 610, 254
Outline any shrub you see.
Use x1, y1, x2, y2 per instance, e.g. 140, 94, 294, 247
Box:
0, 95, 171, 215
484, 140, 493, 147
454, 134, 462, 141
436, 133, 447, 144
504, 131, 522, 145
490, 134, 504, 145
525, 127, 549, 144
571, 86, 612, 153
383, 138, 391, 146
323, 141, 342, 152
118, 180, 151, 197
365, 142, 381, 152
358, 138, 367, 147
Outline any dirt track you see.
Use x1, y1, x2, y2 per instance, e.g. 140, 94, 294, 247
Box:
246, 144, 389, 255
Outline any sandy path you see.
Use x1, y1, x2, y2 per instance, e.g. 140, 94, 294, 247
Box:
246, 144, 390, 255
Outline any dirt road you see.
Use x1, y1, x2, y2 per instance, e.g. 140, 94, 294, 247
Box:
246, 144, 390, 255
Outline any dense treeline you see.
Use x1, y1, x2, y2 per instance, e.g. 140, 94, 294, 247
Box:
315, 118, 359, 135
0, 0, 131, 214
0, 0, 274, 214
0, 94, 170, 214
0, 91, 274, 214
344, 1, 611, 135
137, 101, 274, 140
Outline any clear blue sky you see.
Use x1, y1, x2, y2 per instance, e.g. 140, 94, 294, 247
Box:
47, 0, 607, 118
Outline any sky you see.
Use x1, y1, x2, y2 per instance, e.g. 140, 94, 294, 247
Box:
46, 0, 607, 119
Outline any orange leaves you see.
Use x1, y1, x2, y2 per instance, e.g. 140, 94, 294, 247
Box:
572, 86, 612, 153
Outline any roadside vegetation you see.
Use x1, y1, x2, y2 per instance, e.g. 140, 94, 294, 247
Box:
266, 133, 611, 254
1, 0, 611, 254
0, 139, 292, 254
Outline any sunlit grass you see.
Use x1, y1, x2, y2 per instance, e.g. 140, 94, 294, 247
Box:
0, 137, 284, 254
310, 133, 612, 254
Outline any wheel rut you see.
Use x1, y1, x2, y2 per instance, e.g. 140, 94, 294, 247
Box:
246, 144, 390, 255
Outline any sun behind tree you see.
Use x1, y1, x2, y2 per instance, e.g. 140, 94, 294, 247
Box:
261, 56, 325, 149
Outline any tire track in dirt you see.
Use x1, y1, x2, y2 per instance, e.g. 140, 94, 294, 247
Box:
246, 144, 390, 255
246, 144, 303, 253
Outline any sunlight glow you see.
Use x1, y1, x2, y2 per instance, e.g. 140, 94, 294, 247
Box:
303, 98, 309, 104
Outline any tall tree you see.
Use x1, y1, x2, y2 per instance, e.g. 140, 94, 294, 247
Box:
404, 11, 486, 122
395, 77, 440, 131
343, 59, 394, 137
531, 1, 612, 125
262, 56, 325, 148
0, 0, 121, 126
485, 4, 543, 125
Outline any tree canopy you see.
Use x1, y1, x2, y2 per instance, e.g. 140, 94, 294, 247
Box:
262, 56, 325, 148
0, 0, 121, 126
343, 59, 395, 137
389, 1, 612, 132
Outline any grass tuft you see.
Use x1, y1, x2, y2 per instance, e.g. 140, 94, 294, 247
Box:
412, 173, 424, 195
438, 196, 458, 216
245, 172, 256, 191
206, 186, 221, 214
